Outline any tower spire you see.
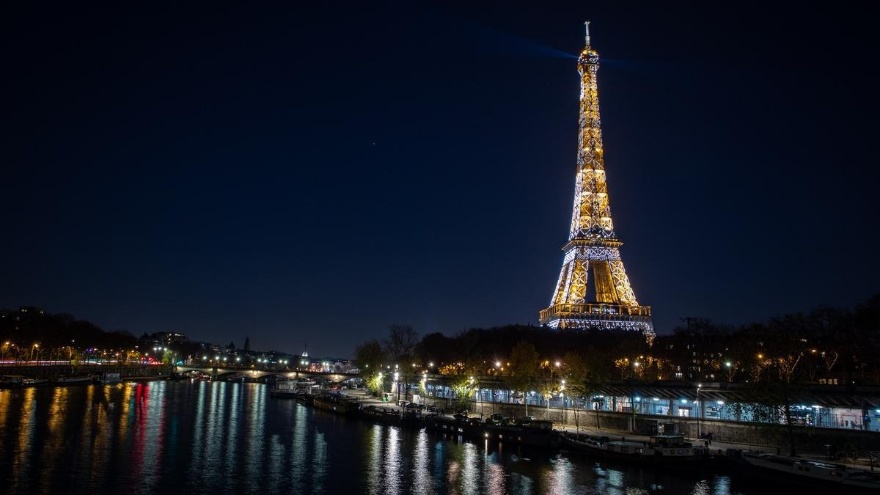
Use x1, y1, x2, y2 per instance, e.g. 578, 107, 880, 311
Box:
584, 20, 591, 47
539, 23, 654, 341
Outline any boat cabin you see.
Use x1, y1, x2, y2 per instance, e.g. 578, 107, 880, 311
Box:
647, 434, 691, 448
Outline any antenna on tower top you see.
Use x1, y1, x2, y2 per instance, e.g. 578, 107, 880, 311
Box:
584, 20, 591, 47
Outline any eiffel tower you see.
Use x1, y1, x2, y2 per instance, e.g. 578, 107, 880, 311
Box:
539, 22, 654, 341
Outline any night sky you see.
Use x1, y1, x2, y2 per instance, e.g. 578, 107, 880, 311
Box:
3, 2, 877, 358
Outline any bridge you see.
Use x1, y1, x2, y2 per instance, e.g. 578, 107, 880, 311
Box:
174, 365, 359, 383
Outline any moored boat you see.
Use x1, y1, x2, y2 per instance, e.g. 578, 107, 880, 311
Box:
95, 372, 122, 384
725, 448, 880, 493
358, 405, 425, 427
312, 393, 360, 416
560, 431, 713, 467
425, 414, 561, 449
268, 377, 300, 398
0, 375, 26, 388
24, 377, 49, 387
54, 375, 94, 385
269, 376, 322, 399
1, 375, 50, 388
295, 377, 316, 388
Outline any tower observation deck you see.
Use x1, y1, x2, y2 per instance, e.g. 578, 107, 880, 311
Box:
539, 22, 654, 341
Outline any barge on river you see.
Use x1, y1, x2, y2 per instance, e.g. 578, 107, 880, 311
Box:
560, 431, 714, 467
312, 393, 360, 416
425, 414, 560, 449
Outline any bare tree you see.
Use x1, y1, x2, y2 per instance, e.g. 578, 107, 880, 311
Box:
383, 324, 419, 363
383, 324, 420, 401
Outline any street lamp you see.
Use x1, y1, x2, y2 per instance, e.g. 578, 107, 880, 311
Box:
394, 371, 400, 404
696, 383, 703, 439
561, 379, 566, 425
376, 372, 384, 400
478, 382, 483, 418
630, 361, 640, 432
469, 376, 477, 416
493, 361, 503, 408
421, 371, 428, 408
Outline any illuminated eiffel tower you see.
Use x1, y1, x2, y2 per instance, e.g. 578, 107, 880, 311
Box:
539, 22, 654, 341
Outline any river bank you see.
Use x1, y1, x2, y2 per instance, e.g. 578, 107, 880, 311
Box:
0, 363, 172, 380
338, 388, 880, 471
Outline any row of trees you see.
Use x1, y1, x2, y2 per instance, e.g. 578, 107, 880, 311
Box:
0, 307, 137, 351
5, 293, 878, 392
354, 294, 880, 414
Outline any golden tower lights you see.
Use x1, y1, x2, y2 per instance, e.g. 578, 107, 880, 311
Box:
539, 22, 654, 342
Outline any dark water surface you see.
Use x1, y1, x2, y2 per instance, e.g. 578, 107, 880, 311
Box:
0, 381, 777, 494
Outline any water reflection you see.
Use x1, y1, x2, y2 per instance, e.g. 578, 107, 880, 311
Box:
412, 430, 432, 495
0, 382, 775, 494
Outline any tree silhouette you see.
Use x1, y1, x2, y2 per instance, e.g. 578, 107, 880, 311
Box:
505, 341, 540, 417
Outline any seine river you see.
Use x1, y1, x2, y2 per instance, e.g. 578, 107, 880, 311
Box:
0, 380, 778, 494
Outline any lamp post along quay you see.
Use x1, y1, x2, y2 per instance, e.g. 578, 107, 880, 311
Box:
696, 383, 702, 440
561, 379, 566, 424
630, 361, 640, 433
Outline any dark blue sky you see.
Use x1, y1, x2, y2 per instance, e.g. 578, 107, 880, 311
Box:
2, 2, 877, 358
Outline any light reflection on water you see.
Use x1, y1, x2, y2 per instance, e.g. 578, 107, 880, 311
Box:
0, 382, 775, 494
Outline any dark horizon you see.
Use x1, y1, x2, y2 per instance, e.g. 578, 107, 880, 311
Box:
5, 290, 878, 360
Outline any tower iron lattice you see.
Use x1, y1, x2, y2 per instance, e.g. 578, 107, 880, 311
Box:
539, 22, 654, 342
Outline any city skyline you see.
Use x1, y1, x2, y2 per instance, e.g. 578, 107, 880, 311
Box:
3, 3, 877, 358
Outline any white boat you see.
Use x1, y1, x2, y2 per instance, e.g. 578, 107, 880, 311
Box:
295, 378, 316, 387
268, 378, 300, 398
726, 449, 880, 492
269, 377, 319, 399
